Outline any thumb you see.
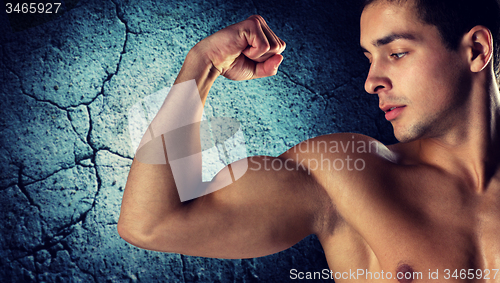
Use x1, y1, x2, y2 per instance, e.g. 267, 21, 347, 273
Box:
253, 54, 284, 79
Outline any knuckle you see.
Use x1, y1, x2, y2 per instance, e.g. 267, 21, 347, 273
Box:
249, 14, 264, 21
263, 41, 271, 52
270, 39, 286, 53
281, 40, 287, 50
247, 14, 263, 25
268, 42, 280, 52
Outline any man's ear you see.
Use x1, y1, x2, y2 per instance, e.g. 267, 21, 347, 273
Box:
464, 25, 493, 73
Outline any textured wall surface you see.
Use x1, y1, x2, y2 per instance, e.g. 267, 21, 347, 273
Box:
0, 0, 396, 282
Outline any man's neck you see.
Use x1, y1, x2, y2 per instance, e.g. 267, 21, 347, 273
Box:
413, 73, 500, 192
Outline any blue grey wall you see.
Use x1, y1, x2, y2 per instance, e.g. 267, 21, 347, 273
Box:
0, 0, 396, 282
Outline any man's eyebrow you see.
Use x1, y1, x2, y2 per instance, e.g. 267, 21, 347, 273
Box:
373, 32, 417, 47
360, 33, 418, 54
361, 32, 418, 53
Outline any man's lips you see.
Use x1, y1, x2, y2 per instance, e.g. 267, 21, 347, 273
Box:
381, 105, 406, 120
380, 105, 405, 113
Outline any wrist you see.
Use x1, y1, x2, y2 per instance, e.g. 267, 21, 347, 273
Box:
189, 42, 222, 76
174, 42, 220, 100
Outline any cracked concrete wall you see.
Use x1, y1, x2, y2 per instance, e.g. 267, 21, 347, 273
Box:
0, 0, 396, 282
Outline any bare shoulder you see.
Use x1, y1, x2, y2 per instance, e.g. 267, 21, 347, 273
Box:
277, 133, 402, 233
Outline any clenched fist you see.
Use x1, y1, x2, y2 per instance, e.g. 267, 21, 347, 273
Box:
193, 15, 286, 81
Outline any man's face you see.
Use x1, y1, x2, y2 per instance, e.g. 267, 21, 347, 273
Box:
360, 2, 470, 142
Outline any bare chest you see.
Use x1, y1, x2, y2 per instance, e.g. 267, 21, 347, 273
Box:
321, 173, 500, 282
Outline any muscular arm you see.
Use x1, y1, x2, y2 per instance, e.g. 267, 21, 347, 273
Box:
117, 15, 334, 259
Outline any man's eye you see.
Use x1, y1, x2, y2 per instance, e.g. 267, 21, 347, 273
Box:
390, 52, 407, 59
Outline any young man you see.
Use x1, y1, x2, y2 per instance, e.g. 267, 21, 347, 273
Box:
118, 0, 500, 280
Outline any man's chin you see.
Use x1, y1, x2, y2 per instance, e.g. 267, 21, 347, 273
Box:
394, 134, 412, 143
393, 125, 424, 143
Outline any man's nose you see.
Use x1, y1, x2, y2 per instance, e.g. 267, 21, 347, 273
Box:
364, 62, 392, 94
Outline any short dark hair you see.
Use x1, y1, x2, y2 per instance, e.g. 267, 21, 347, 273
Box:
362, 0, 500, 82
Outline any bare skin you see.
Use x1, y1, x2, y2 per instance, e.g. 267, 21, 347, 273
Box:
118, 2, 500, 282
